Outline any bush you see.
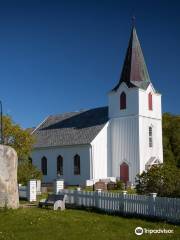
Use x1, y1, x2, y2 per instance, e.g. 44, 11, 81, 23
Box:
18, 160, 42, 185
116, 180, 124, 190
135, 164, 180, 197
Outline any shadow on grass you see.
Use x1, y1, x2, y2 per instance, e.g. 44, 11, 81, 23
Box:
65, 204, 180, 226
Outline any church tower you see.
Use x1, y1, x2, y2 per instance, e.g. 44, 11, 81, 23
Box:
108, 26, 163, 185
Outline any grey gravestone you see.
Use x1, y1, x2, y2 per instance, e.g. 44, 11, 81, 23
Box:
0, 145, 19, 208
93, 181, 107, 191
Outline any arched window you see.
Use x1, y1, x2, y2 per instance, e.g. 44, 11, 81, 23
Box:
148, 92, 153, 110
57, 155, 63, 175
149, 126, 153, 147
41, 156, 47, 175
74, 154, 80, 175
120, 92, 126, 110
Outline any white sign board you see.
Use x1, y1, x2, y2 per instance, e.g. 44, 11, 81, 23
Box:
27, 180, 37, 202
54, 179, 64, 194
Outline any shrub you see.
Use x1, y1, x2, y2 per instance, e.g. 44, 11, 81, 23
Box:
135, 164, 180, 197
18, 160, 42, 185
116, 180, 124, 190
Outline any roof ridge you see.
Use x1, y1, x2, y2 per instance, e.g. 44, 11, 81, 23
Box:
31, 116, 49, 134
48, 106, 108, 118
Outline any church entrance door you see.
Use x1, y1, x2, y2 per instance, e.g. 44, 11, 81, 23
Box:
120, 162, 129, 184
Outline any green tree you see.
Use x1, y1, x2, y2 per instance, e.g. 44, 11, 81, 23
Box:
2, 115, 42, 184
136, 164, 180, 197
162, 113, 180, 167
3, 115, 34, 160
18, 160, 42, 185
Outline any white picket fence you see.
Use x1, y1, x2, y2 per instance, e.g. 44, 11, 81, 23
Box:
60, 189, 180, 223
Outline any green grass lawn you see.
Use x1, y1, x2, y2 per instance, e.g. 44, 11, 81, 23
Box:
0, 208, 179, 240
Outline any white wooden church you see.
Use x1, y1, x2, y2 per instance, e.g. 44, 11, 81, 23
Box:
31, 26, 163, 186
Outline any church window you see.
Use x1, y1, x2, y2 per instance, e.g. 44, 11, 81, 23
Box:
41, 156, 47, 175
120, 92, 126, 110
148, 92, 153, 110
57, 155, 63, 175
149, 126, 153, 147
74, 154, 80, 175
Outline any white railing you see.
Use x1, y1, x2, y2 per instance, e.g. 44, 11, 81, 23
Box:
19, 185, 27, 199
60, 189, 180, 223
19, 179, 40, 202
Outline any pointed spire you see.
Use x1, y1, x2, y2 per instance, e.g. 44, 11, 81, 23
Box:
113, 25, 151, 91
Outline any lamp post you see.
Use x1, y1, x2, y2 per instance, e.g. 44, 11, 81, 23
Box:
0, 100, 4, 144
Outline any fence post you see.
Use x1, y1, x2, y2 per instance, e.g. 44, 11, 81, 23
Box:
27, 179, 36, 202
122, 190, 127, 214
149, 192, 157, 217
75, 188, 81, 206
95, 189, 102, 209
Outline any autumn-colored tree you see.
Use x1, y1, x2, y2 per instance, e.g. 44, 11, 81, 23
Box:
18, 161, 42, 185
2, 115, 42, 184
3, 115, 34, 160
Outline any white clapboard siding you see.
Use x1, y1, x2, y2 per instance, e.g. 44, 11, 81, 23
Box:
61, 190, 180, 223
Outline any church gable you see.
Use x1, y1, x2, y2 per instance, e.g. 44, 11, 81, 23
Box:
108, 81, 139, 119
145, 157, 162, 170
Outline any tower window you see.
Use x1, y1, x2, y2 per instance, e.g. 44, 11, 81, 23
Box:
57, 155, 63, 175
148, 92, 153, 110
120, 92, 126, 110
74, 154, 80, 175
41, 156, 47, 175
149, 126, 153, 148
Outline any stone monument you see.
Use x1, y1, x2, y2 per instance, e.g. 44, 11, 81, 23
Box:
0, 145, 19, 208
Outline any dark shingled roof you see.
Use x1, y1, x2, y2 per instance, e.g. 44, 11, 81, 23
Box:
32, 107, 108, 148
113, 26, 151, 91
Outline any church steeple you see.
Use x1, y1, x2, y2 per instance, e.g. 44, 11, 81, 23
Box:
113, 26, 151, 91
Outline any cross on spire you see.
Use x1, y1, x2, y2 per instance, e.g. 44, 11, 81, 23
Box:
132, 16, 136, 27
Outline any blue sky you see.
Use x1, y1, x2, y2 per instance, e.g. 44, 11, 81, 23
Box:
0, 0, 179, 128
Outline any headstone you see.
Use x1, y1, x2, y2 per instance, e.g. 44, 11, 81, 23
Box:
0, 145, 19, 209
94, 181, 107, 191
54, 179, 64, 194
107, 181, 117, 190
27, 180, 37, 202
